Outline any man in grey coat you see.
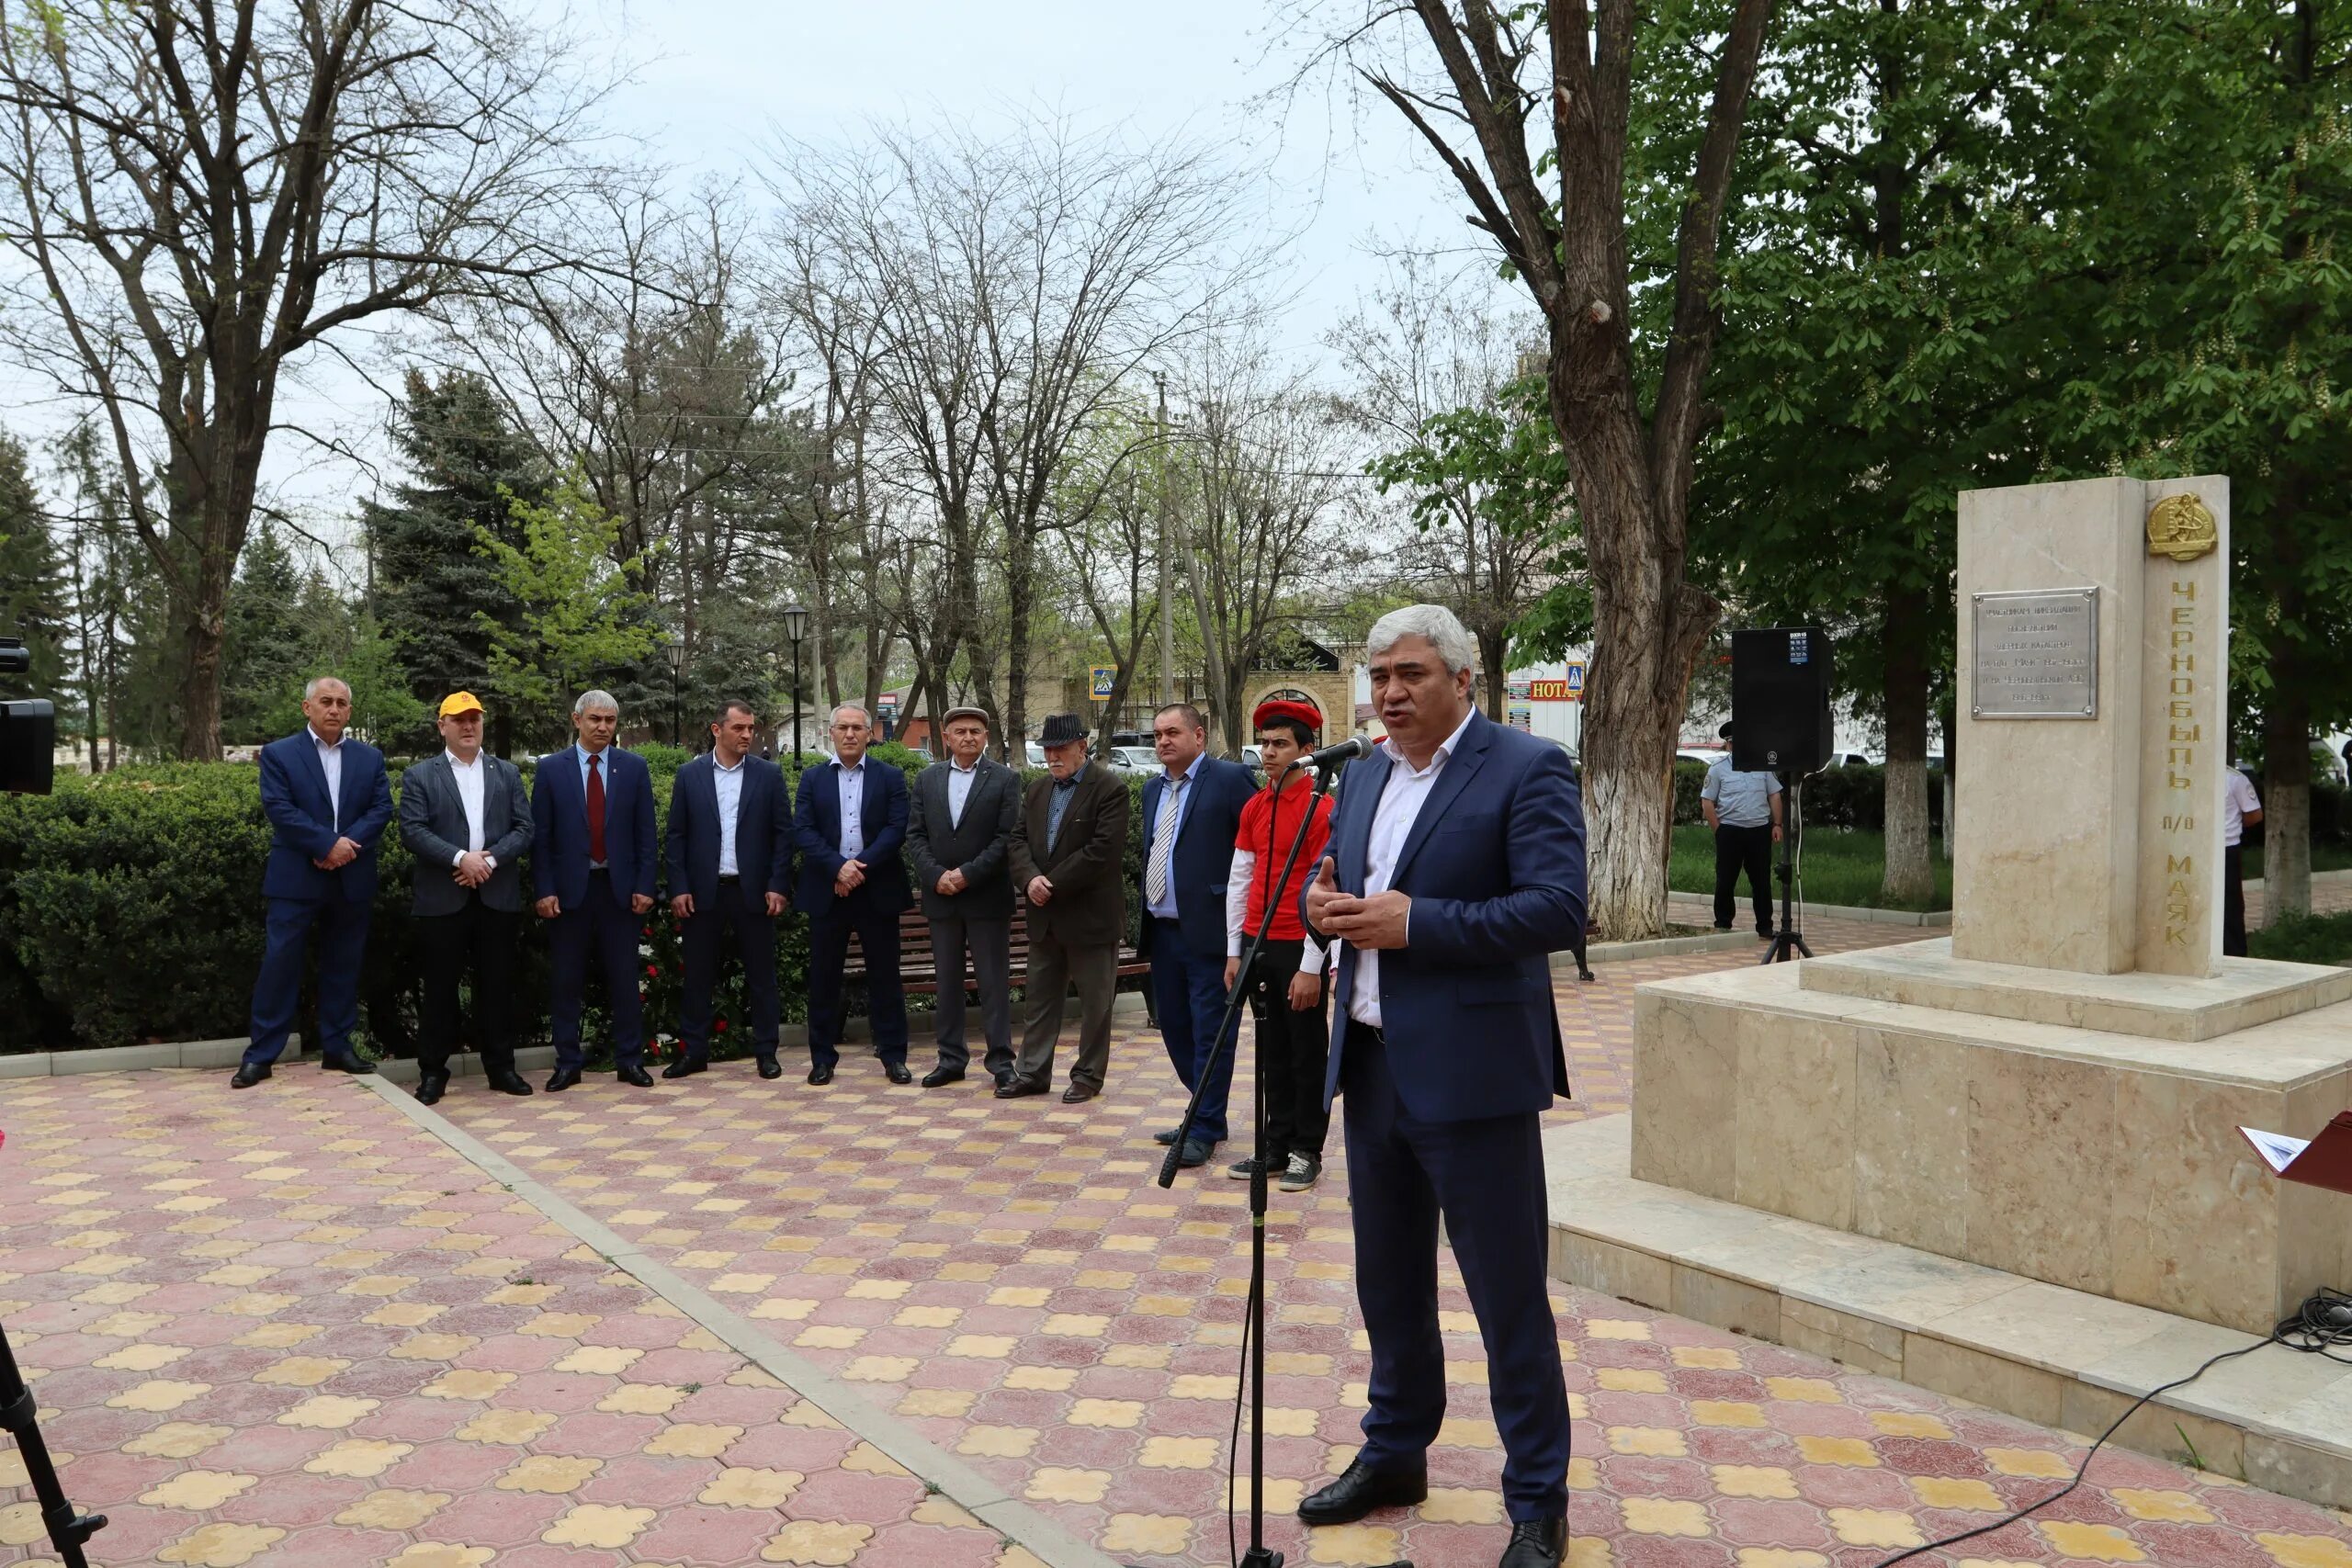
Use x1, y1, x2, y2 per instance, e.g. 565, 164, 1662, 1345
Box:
907, 706, 1021, 1088
398, 691, 537, 1104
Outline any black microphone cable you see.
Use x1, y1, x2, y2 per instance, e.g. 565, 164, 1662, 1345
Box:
1868, 1287, 2352, 1566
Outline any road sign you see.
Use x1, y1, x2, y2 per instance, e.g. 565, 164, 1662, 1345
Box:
1527, 664, 1587, 702
1089, 665, 1117, 700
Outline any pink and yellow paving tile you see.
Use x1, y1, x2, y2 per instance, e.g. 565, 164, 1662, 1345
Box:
0, 1071, 1013, 1567
427, 972, 2352, 1568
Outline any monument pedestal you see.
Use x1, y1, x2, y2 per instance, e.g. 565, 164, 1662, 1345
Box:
1630, 951, 2352, 1336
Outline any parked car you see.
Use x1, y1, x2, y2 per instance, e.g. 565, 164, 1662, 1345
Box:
1241, 744, 1262, 773
1105, 745, 1157, 776
1677, 748, 1727, 768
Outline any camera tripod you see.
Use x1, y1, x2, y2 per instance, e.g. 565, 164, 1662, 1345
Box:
0, 1321, 107, 1566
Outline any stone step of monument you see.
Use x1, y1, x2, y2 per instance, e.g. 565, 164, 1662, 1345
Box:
1545, 1111, 2352, 1515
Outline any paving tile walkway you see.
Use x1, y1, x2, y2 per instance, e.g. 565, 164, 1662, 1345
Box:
6, 908, 2351, 1568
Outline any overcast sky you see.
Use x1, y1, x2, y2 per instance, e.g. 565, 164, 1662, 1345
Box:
12, 2, 1517, 582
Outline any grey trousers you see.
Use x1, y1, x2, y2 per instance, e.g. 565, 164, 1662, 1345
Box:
928, 912, 1013, 1077
1015, 934, 1117, 1091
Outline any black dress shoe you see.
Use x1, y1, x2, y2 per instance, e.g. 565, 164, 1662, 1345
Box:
1176, 1137, 1216, 1169
488, 1072, 534, 1096
1297, 1454, 1429, 1526
319, 1055, 375, 1074
415, 1072, 449, 1106
616, 1064, 654, 1087
921, 1066, 965, 1089
1060, 1082, 1098, 1103
545, 1066, 582, 1092
807, 1063, 834, 1086
229, 1064, 271, 1089
884, 1061, 912, 1085
661, 1056, 707, 1079
1153, 1125, 1184, 1145
1498, 1518, 1566, 1568
992, 1070, 1013, 1091
756, 1057, 783, 1080
993, 1076, 1046, 1100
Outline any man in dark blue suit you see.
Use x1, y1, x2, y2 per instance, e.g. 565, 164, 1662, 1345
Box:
1139, 702, 1257, 1168
1299, 605, 1584, 1568
793, 703, 912, 1086
664, 698, 792, 1082
532, 689, 659, 1090
233, 676, 394, 1087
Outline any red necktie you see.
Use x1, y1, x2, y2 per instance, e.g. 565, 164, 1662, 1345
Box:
587, 752, 607, 863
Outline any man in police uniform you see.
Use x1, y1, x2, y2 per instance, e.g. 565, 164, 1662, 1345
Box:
1701, 720, 1782, 939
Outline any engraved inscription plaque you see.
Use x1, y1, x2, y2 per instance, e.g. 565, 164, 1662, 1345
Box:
1972, 587, 2098, 718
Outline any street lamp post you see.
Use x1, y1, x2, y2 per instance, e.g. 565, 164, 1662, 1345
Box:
783, 604, 810, 761
665, 641, 685, 748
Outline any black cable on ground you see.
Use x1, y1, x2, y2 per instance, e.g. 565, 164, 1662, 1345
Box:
1869, 1288, 2352, 1566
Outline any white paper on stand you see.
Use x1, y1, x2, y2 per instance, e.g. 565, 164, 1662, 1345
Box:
2240, 1126, 2312, 1174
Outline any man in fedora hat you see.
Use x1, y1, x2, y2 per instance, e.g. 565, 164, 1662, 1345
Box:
1003, 713, 1129, 1100
907, 705, 1021, 1088
397, 691, 537, 1104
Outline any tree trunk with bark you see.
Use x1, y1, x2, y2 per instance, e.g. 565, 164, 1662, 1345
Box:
2264, 687, 2313, 925
1880, 587, 1934, 906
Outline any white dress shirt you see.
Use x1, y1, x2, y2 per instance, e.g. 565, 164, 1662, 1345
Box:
713, 753, 745, 876
446, 750, 489, 864
310, 728, 345, 826
2223, 768, 2262, 848
1345, 705, 1477, 1029
946, 757, 978, 829
837, 760, 867, 859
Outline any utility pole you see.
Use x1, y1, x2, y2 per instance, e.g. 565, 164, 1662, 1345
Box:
1156, 372, 1175, 708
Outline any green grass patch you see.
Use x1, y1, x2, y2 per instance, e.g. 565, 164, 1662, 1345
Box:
2248, 909, 2352, 966
1669, 826, 1952, 913
2240, 842, 2352, 878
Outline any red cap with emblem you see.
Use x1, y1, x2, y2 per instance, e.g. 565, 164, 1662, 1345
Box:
1251, 698, 1323, 734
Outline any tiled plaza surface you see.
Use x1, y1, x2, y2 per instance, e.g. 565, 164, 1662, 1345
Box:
6, 909, 2352, 1567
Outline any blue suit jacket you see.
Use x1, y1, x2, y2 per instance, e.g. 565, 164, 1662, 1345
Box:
1138, 755, 1256, 963
531, 745, 658, 909
259, 730, 392, 903
792, 757, 911, 913
1304, 710, 1585, 1122
664, 752, 792, 907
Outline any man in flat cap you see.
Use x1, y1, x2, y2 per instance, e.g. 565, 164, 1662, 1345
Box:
1003, 713, 1129, 1100
398, 692, 537, 1103
907, 705, 1021, 1088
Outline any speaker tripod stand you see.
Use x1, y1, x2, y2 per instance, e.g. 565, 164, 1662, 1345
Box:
1759, 772, 1810, 964
0, 1320, 107, 1567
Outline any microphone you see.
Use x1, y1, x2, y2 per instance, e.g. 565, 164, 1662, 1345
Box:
1305, 735, 1376, 770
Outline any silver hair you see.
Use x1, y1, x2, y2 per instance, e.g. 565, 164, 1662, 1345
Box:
1365, 604, 1477, 675
572, 689, 619, 716
302, 675, 349, 701
830, 703, 872, 727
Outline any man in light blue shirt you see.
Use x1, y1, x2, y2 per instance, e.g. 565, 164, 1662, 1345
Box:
793, 704, 913, 1086
1701, 721, 1783, 938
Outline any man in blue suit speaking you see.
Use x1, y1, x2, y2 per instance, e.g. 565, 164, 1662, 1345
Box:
233, 675, 393, 1087
793, 703, 912, 1086
1138, 702, 1257, 1168
1300, 604, 1584, 1568
533, 689, 659, 1090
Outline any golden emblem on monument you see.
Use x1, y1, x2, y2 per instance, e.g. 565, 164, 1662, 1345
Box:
2145, 493, 2219, 561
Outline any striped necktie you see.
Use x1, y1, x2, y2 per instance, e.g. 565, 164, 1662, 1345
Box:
1146, 774, 1187, 906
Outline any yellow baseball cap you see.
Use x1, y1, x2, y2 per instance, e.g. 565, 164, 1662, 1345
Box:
438, 691, 485, 717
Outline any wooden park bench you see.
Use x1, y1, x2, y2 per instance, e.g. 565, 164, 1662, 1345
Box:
839, 901, 1152, 1017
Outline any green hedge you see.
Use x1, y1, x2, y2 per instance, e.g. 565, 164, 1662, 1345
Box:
1, 745, 1153, 1056
1671, 759, 1946, 836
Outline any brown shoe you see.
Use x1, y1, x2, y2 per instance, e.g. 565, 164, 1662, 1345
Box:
1059, 1082, 1099, 1103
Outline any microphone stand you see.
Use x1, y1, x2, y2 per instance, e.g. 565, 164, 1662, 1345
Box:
0, 1321, 107, 1567
1158, 757, 1340, 1568
1760, 771, 1811, 964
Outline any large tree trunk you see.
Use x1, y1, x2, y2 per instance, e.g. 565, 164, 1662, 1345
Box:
2263, 687, 2313, 926
1880, 588, 1933, 906
1481, 629, 1509, 723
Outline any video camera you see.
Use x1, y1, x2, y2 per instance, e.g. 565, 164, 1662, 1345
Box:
1, 637, 55, 795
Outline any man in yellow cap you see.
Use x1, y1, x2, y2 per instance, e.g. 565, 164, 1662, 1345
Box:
397, 692, 537, 1103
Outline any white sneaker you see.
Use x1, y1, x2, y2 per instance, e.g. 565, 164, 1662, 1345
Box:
1280, 1152, 1320, 1191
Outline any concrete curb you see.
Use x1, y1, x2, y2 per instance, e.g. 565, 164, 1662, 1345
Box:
362, 1076, 1125, 1568
0, 1035, 302, 1078
1566, 931, 1756, 966
1668, 894, 1951, 929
